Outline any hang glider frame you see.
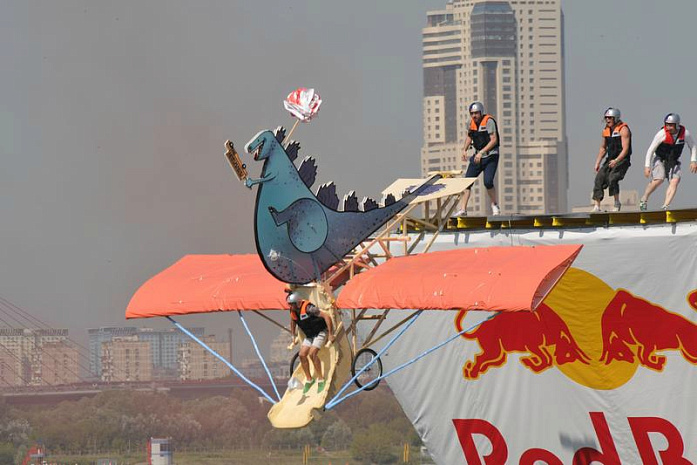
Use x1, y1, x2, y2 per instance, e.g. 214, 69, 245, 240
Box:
323, 175, 473, 356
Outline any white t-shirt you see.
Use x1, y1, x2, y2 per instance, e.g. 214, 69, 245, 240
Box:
645, 127, 697, 167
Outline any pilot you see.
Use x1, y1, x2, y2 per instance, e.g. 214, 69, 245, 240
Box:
288, 292, 334, 394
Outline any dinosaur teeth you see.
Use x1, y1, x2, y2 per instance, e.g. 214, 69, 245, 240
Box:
253, 141, 264, 160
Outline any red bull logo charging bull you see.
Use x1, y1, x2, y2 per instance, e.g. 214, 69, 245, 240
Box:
455, 268, 697, 389
452, 268, 697, 463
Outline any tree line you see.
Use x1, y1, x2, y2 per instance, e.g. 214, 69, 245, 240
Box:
0, 386, 421, 464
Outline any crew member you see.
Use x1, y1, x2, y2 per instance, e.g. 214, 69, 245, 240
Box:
455, 101, 501, 217
640, 113, 697, 211
592, 107, 632, 212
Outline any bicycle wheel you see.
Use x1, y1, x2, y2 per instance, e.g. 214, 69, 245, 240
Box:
289, 352, 300, 376
351, 348, 382, 391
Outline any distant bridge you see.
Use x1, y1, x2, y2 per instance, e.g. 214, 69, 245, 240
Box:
1, 377, 282, 406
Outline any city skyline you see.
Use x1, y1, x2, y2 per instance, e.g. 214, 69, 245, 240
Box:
0, 323, 257, 385
2, 0, 697, 340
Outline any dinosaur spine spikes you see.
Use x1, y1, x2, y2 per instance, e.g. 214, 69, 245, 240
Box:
316, 182, 339, 210
274, 126, 286, 143
342, 191, 359, 212
298, 156, 317, 189
286, 141, 300, 162
384, 194, 397, 206
361, 197, 378, 212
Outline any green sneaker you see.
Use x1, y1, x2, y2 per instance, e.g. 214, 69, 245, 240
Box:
303, 379, 315, 394
639, 200, 647, 211
317, 380, 326, 393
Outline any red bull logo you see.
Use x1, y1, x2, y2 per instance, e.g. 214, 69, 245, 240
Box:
455, 268, 697, 389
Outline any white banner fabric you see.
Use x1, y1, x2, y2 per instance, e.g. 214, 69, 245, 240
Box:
369, 222, 697, 464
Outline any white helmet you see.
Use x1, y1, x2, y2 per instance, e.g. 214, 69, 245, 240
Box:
664, 113, 681, 126
468, 101, 485, 114
604, 107, 621, 120
287, 292, 301, 304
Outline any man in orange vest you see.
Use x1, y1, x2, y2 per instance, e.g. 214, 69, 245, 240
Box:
288, 292, 334, 394
639, 113, 697, 211
454, 101, 501, 217
592, 107, 632, 212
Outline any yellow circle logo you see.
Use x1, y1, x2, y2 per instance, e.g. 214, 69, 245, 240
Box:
543, 268, 638, 389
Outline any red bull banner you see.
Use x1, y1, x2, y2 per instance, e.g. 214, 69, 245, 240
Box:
378, 223, 697, 464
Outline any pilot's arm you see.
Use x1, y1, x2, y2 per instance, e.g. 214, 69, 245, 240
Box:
288, 319, 298, 350
320, 311, 335, 343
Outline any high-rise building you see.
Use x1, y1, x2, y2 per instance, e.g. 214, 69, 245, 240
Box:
0, 345, 21, 387
177, 336, 230, 381
101, 336, 152, 382
0, 328, 76, 386
88, 327, 137, 377
40, 341, 80, 386
88, 326, 205, 378
422, 0, 568, 215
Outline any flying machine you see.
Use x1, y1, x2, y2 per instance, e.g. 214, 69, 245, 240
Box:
125, 89, 582, 428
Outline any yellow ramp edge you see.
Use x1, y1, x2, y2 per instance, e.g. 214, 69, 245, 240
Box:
268, 323, 351, 429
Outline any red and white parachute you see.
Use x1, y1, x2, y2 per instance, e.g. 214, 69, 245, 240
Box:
283, 87, 322, 122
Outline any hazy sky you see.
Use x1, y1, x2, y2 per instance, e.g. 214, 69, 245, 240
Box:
2, 0, 697, 350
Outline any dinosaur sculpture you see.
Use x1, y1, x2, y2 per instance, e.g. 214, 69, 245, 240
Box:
243, 127, 440, 284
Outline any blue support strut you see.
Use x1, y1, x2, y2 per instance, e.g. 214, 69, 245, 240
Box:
237, 310, 281, 402
166, 316, 277, 405
325, 310, 423, 410
324, 312, 499, 410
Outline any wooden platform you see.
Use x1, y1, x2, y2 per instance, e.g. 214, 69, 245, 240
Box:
441, 208, 697, 231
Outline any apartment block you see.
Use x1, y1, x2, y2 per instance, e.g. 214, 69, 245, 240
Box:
88, 326, 204, 378
177, 336, 230, 381
39, 341, 80, 386
0, 328, 74, 386
101, 336, 152, 382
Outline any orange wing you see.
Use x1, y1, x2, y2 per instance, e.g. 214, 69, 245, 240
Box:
335, 245, 582, 312
125, 245, 581, 319
126, 254, 288, 319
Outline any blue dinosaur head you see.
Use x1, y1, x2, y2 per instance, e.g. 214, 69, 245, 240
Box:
245, 130, 277, 161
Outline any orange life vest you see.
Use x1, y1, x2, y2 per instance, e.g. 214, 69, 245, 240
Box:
468, 114, 500, 152
601, 121, 632, 161
290, 301, 326, 338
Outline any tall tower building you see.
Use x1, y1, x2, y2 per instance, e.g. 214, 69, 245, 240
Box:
421, 0, 568, 215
